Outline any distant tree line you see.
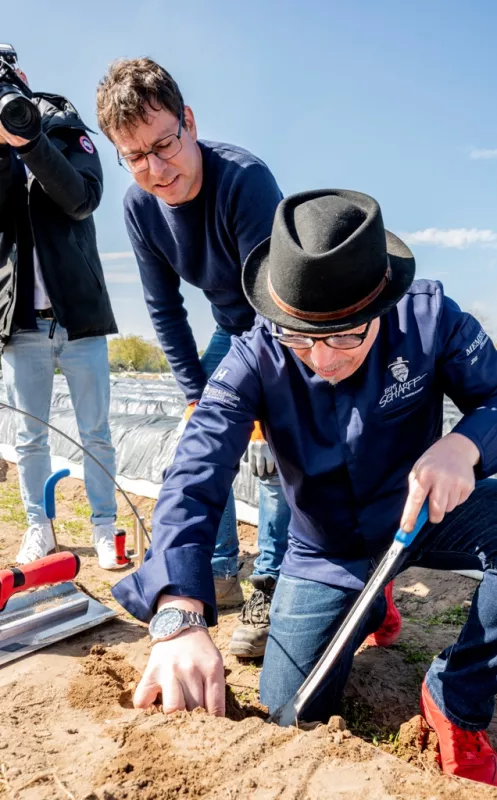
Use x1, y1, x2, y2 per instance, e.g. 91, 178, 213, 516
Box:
108, 335, 171, 373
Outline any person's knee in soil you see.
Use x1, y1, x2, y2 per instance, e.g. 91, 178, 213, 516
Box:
260, 575, 387, 722
111, 189, 497, 788
0, 44, 120, 569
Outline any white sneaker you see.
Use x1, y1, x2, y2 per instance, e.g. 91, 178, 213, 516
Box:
92, 524, 127, 570
16, 523, 55, 564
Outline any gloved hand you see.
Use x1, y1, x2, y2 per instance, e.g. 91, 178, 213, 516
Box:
247, 421, 276, 480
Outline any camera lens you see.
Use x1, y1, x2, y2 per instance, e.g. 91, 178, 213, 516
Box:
0, 90, 41, 140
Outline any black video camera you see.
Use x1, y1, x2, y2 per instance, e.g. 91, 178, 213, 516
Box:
0, 44, 41, 141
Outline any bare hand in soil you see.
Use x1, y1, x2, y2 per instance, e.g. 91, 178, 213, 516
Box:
401, 432, 480, 532
133, 629, 226, 716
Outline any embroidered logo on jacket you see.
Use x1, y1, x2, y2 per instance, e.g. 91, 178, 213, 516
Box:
466, 328, 488, 357
379, 356, 427, 408
214, 368, 228, 381
388, 356, 409, 383
79, 135, 95, 154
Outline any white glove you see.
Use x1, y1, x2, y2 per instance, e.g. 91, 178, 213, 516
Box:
248, 439, 276, 479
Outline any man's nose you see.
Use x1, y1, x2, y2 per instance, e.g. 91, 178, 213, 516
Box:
147, 153, 168, 177
311, 340, 334, 370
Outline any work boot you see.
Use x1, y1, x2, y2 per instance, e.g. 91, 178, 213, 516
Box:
364, 579, 402, 647
229, 575, 276, 658
420, 680, 497, 786
214, 574, 244, 609
16, 523, 55, 564
92, 523, 127, 570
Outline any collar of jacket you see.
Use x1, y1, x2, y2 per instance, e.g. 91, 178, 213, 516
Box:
32, 92, 97, 135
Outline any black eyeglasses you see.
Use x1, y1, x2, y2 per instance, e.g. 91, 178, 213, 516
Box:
117, 111, 184, 174
272, 320, 372, 351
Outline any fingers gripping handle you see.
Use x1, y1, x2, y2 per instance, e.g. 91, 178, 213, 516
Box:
394, 500, 429, 548
43, 469, 70, 520
0, 551, 80, 612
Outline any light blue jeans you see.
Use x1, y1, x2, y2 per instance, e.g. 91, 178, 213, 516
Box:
201, 327, 289, 580
1, 319, 117, 525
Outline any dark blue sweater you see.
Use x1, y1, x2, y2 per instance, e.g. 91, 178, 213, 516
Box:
124, 141, 283, 402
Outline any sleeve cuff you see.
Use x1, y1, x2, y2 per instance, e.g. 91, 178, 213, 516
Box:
16, 134, 42, 155
451, 417, 492, 479
111, 545, 218, 625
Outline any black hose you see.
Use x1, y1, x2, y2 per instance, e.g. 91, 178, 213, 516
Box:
0, 401, 151, 545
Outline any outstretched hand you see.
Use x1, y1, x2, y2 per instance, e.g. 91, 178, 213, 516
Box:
134, 595, 225, 716
400, 433, 480, 532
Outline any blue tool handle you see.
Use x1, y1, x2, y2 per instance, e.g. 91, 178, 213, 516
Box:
43, 469, 70, 520
394, 499, 429, 547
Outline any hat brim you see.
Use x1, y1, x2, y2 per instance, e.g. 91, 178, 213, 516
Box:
242, 230, 415, 333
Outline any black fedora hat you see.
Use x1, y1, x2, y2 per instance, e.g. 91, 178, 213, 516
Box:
242, 189, 415, 333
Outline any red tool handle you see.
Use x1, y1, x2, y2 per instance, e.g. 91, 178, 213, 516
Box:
0, 551, 80, 612
114, 529, 130, 566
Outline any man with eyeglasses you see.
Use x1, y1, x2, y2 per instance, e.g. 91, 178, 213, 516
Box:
97, 57, 291, 657
113, 189, 497, 788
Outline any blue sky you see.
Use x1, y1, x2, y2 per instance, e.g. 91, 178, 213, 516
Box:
5, 0, 497, 346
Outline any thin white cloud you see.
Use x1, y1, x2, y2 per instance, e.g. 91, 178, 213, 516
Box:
400, 228, 497, 248
470, 148, 497, 160
100, 251, 135, 261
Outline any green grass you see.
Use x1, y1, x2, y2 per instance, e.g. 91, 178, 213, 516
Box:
392, 641, 431, 665
240, 579, 254, 601
0, 484, 27, 526
235, 687, 260, 705
58, 518, 86, 538
341, 696, 399, 748
427, 605, 470, 627
71, 500, 92, 518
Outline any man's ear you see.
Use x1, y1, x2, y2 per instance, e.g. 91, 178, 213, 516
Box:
183, 106, 197, 141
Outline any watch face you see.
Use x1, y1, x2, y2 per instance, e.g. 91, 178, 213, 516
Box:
151, 608, 184, 639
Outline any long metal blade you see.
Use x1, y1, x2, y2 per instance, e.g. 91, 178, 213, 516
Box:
270, 538, 405, 726
0, 582, 117, 667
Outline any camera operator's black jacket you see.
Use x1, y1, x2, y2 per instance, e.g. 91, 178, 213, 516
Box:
0, 92, 117, 348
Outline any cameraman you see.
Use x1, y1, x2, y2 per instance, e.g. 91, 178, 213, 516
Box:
0, 47, 123, 569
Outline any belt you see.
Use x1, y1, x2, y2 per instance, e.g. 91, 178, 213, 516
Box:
35, 308, 54, 319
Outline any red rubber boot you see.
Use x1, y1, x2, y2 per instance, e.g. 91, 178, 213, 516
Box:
364, 579, 402, 647
420, 680, 497, 786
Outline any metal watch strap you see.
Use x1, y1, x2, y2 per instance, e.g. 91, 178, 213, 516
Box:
184, 610, 207, 629
183, 611, 207, 628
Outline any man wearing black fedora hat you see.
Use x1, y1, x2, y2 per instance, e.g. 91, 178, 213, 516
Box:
113, 189, 497, 787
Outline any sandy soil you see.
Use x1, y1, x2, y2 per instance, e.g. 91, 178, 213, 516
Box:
1, 458, 497, 799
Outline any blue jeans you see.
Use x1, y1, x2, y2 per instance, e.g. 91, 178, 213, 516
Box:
202, 327, 289, 579
1, 320, 117, 525
255, 474, 291, 580
261, 479, 497, 730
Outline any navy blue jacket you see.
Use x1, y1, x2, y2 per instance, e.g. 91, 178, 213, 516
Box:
113, 281, 497, 624
124, 140, 283, 402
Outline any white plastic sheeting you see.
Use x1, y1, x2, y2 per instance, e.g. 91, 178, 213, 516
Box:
0, 374, 262, 514
0, 375, 489, 516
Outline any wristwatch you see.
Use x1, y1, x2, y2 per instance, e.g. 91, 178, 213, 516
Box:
149, 606, 207, 645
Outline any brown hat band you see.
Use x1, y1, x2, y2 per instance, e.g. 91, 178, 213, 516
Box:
267, 263, 392, 322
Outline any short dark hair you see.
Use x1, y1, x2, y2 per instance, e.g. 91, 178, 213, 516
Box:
96, 57, 185, 138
